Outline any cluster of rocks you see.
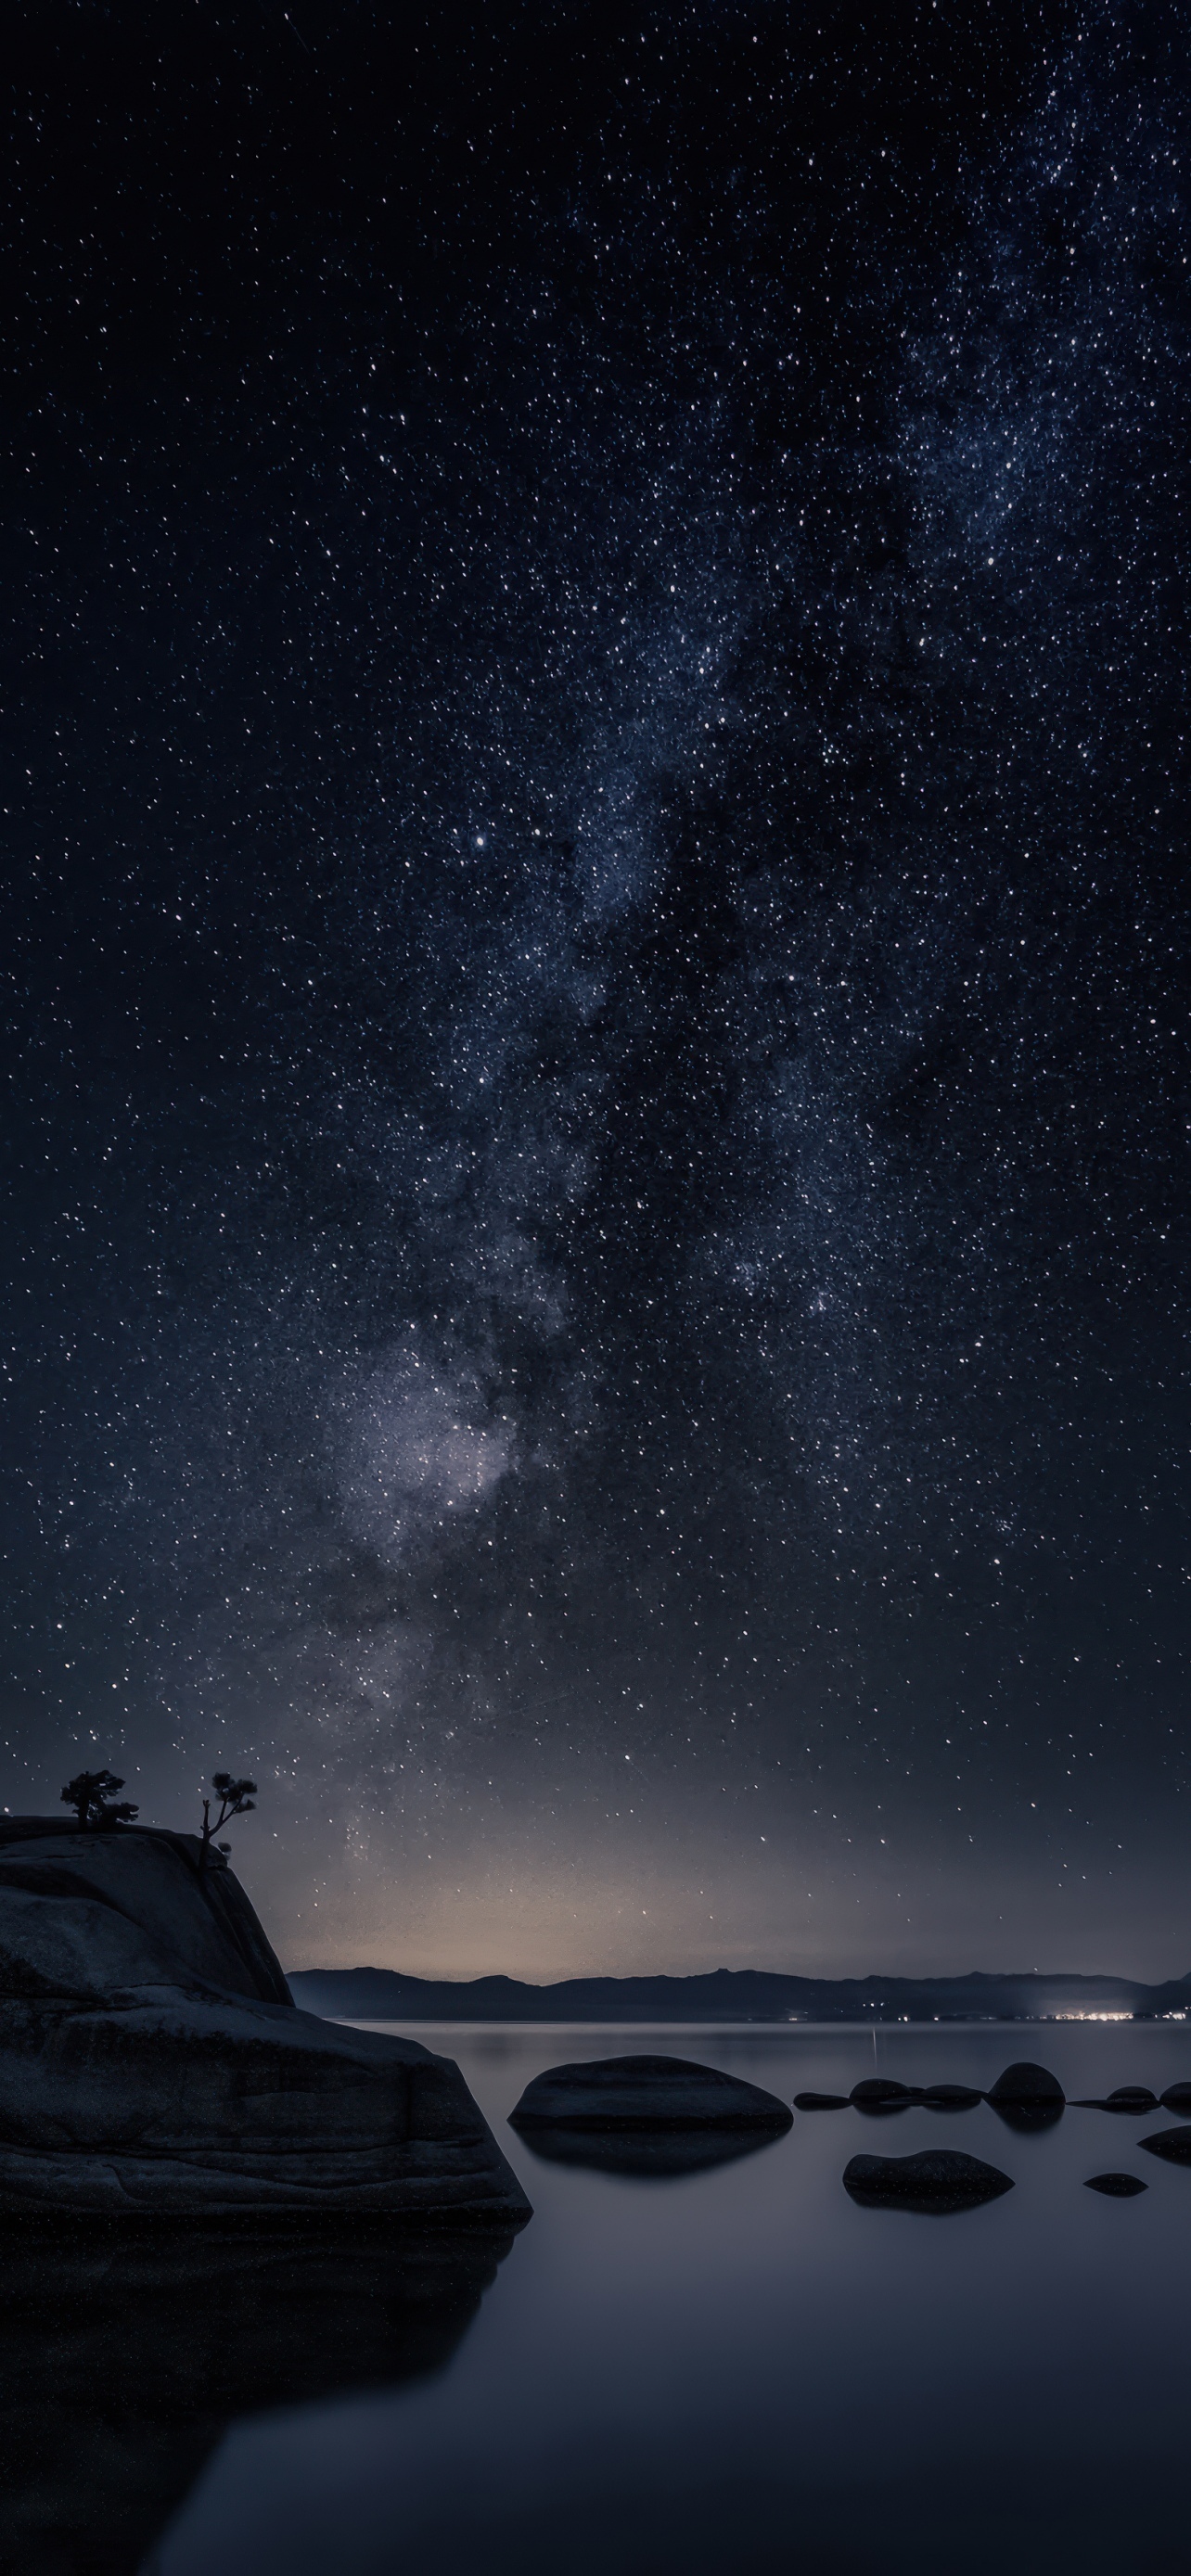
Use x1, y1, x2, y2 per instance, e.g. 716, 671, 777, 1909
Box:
797, 2060, 1191, 2123
507, 2050, 1191, 2200
795, 2080, 983, 2112
796, 2060, 1068, 2117
789, 2060, 1191, 2210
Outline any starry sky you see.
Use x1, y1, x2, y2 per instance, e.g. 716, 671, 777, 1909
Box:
3, 1, 1188, 1980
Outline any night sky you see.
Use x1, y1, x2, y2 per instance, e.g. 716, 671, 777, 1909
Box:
3, 2, 1188, 1980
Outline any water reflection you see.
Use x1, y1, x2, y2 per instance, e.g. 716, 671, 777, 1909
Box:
0, 2221, 519, 2575
514, 2123, 782, 2180
985, 2099, 1065, 2133
25, 2025, 1191, 2576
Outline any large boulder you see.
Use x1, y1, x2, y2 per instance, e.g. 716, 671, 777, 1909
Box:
0, 1820, 530, 2224
508, 2053, 793, 2134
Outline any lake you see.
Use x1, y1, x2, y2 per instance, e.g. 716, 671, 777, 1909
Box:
16, 2020, 1191, 2573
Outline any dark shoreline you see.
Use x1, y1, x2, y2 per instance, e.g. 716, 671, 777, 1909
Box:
288, 1965, 1191, 2025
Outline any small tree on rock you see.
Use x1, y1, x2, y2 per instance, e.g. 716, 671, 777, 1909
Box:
61, 1769, 139, 1830
199, 1771, 257, 1867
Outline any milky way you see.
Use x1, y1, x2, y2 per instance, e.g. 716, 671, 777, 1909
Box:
3, 2, 1187, 1975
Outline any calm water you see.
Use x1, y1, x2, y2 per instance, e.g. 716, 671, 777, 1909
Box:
18, 2021, 1191, 2574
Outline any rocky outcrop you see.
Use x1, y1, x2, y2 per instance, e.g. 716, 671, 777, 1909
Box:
920, 2084, 982, 2110
1083, 2173, 1147, 2195
1159, 2083, 1191, 2114
793, 2091, 850, 2111
508, 2053, 792, 2134
843, 2149, 1013, 2212
0, 1820, 530, 2224
0, 1816, 293, 2009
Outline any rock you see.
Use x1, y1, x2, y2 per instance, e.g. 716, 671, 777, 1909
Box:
1083, 2172, 1147, 2196
0, 1815, 292, 2009
920, 2085, 982, 2110
1140, 2125, 1191, 2166
793, 2092, 850, 2111
508, 2054, 792, 2133
848, 2078, 924, 2111
1159, 2083, 1191, 2115
984, 2060, 1065, 2127
1074, 2086, 1158, 2113
0, 1818, 531, 2224
986, 2060, 1065, 2106
843, 2149, 1013, 2213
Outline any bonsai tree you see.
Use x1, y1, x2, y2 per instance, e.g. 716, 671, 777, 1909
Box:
60, 1768, 139, 1830
199, 1770, 258, 1866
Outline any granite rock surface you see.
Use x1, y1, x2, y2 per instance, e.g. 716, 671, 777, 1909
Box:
0, 1820, 530, 2224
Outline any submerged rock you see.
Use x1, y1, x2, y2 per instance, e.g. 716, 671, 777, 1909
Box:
1083, 2173, 1147, 2196
793, 2092, 850, 2111
508, 2055, 792, 2134
0, 1819, 530, 2224
1140, 2125, 1191, 2167
843, 2149, 1013, 2213
920, 2084, 982, 2111
1159, 2083, 1191, 2115
848, 2078, 924, 2112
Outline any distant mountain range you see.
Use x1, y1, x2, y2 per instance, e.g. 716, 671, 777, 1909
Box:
287, 1966, 1191, 2024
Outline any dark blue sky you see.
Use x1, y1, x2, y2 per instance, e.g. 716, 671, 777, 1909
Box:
2, 1, 1188, 1977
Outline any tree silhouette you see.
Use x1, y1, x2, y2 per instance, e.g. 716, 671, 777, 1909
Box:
199, 1771, 258, 1866
60, 1769, 139, 1830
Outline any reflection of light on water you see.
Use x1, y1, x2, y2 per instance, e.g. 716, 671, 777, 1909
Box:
1052, 2010, 1133, 2022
